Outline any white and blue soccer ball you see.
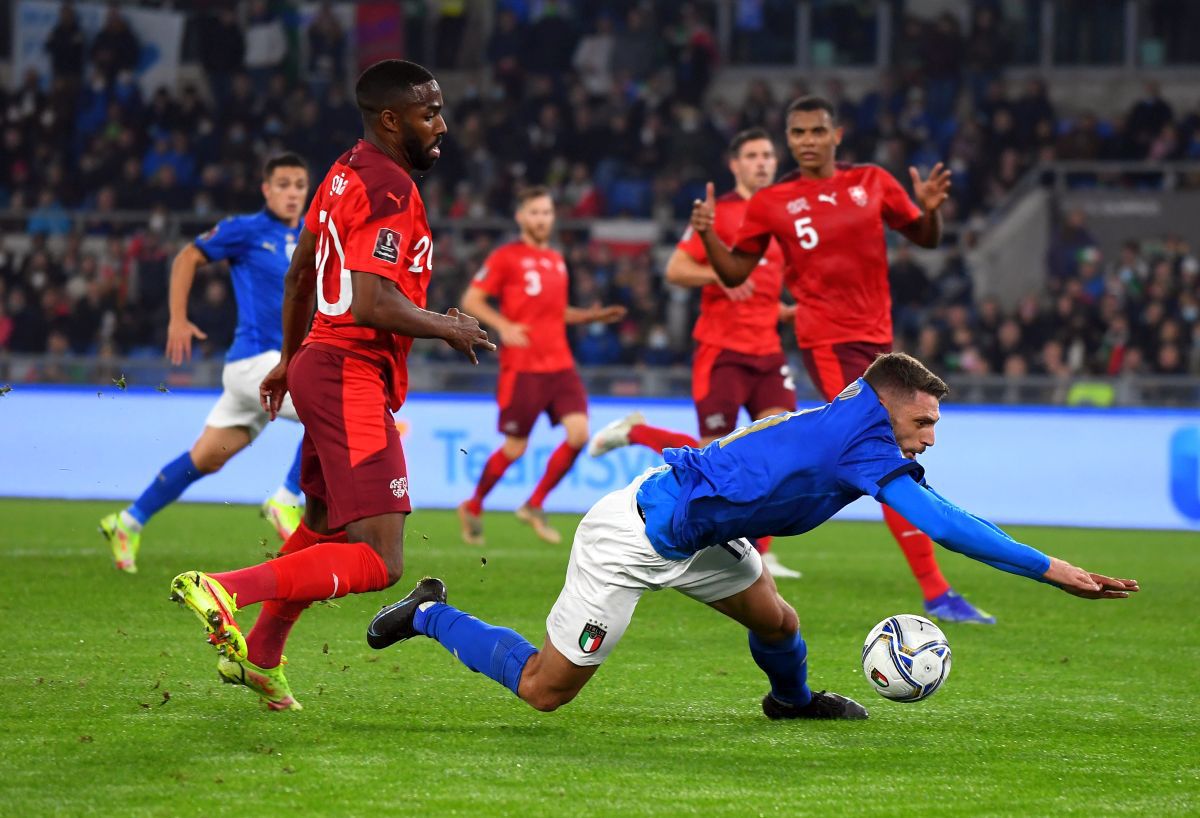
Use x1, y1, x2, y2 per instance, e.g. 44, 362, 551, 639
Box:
861, 614, 952, 702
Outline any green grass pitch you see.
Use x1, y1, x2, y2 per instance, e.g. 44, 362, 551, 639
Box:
0, 499, 1196, 816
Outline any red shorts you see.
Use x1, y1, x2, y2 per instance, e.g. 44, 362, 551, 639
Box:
692, 344, 797, 438
496, 367, 588, 438
288, 344, 412, 530
800, 341, 892, 402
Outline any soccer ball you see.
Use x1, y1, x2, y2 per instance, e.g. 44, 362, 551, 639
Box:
861, 614, 952, 702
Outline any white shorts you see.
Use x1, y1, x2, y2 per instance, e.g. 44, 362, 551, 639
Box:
204, 350, 299, 438
545, 470, 762, 667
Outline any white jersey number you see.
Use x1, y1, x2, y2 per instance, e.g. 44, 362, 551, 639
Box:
524, 270, 542, 296
793, 217, 820, 250
409, 235, 433, 273
314, 209, 352, 316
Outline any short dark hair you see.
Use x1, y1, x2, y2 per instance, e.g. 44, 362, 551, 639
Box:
786, 95, 836, 121
863, 352, 950, 401
728, 127, 773, 157
355, 59, 436, 117
516, 185, 553, 207
262, 152, 307, 180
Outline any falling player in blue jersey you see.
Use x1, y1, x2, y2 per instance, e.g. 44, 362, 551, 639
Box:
368, 352, 1138, 719
99, 153, 311, 573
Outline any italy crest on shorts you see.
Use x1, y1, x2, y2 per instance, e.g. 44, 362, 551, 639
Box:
579, 621, 607, 654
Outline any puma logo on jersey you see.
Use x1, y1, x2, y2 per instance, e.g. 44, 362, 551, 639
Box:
260, 241, 277, 253
386, 191, 408, 209
818, 193, 838, 206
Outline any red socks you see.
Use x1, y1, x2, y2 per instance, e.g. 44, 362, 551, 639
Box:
465, 448, 517, 515
882, 504, 951, 601
267, 540, 390, 602
213, 538, 389, 609
245, 522, 348, 668
753, 535, 773, 554
628, 424, 698, 453
527, 441, 583, 508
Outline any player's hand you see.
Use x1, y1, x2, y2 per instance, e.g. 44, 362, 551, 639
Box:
690, 181, 716, 235
445, 307, 496, 365
499, 322, 530, 348
778, 302, 797, 322
721, 279, 755, 302
166, 319, 208, 366
1044, 557, 1139, 599
591, 304, 627, 323
909, 162, 952, 213
259, 361, 289, 421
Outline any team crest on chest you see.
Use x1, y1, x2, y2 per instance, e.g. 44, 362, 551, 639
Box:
849, 185, 869, 207
786, 197, 811, 214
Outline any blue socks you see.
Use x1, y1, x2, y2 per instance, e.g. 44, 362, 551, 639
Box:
127, 451, 203, 525
283, 443, 303, 496
414, 602, 537, 696
749, 631, 811, 707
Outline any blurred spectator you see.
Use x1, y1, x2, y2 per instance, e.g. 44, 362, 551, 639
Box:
244, 0, 287, 92
308, 2, 347, 88
90, 3, 140, 88
45, 3, 86, 87
573, 15, 615, 98
198, 9, 246, 107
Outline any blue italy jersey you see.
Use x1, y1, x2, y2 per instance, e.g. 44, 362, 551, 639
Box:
637, 379, 924, 559
193, 209, 297, 362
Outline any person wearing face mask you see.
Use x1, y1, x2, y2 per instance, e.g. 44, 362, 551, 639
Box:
100, 153, 312, 574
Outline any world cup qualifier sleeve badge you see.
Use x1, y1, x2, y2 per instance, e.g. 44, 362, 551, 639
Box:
578, 620, 607, 654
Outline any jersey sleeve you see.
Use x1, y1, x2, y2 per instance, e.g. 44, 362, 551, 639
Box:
879, 478, 1052, 581
194, 216, 249, 263
470, 249, 508, 297
339, 188, 414, 284
878, 168, 922, 230
676, 225, 708, 264
731, 191, 772, 256
836, 427, 925, 499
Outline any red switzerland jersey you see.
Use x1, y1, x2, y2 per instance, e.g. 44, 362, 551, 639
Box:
471, 241, 573, 373
303, 140, 433, 410
733, 164, 921, 348
677, 191, 786, 356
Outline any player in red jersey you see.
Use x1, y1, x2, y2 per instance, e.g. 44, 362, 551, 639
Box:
457, 186, 626, 546
167, 60, 494, 710
691, 95, 995, 624
586, 128, 802, 578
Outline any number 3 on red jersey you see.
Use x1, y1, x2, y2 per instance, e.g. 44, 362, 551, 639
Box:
313, 210, 433, 317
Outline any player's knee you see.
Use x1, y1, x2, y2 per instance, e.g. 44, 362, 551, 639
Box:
502, 438, 528, 459
522, 686, 576, 713
753, 598, 799, 643
190, 452, 225, 474
565, 428, 590, 449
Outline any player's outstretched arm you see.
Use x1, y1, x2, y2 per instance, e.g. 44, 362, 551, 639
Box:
462, 285, 528, 347
878, 477, 1138, 599
564, 303, 626, 325
260, 228, 318, 419
165, 243, 209, 365
692, 182, 761, 287
350, 270, 495, 363
897, 163, 951, 249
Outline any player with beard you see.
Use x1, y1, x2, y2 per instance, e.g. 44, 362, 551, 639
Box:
457, 187, 625, 546
167, 60, 494, 710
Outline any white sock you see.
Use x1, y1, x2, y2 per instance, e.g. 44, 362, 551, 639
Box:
119, 509, 143, 532
271, 487, 302, 507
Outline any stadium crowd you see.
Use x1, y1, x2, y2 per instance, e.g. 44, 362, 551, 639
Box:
1, 1, 1198, 379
